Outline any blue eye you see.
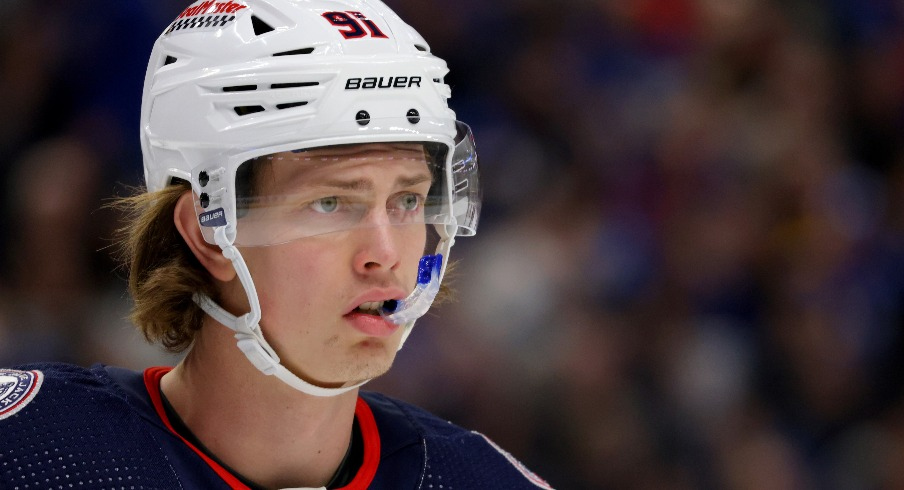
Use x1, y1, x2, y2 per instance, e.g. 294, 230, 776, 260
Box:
400, 193, 420, 211
311, 197, 339, 213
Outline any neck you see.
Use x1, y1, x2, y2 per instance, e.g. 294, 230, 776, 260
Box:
160, 318, 358, 489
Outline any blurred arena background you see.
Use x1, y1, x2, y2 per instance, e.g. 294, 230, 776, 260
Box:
3, 1, 904, 488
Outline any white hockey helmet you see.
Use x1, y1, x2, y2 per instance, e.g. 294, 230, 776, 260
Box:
139, 0, 480, 396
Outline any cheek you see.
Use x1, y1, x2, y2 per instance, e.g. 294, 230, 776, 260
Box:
245, 245, 335, 316
401, 227, 428, 278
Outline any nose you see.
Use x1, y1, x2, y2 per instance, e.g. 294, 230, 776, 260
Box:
352, 222, 403, 275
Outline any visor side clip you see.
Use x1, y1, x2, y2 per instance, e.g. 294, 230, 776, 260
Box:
199, 167, 227, 188
200, 187, 227, 209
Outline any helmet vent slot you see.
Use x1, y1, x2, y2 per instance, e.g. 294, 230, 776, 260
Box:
414, 44, 428, 52
276, 102, 308, 110
234, 105, 266, 116
251, 15, 275, 35
163, 56, 178, 66
223, 85, 258, 92
273, 47, 315, 57
271, 82, 319, 89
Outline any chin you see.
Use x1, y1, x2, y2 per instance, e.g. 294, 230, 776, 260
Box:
343, 349, 397, 383
303, 347, 396, 388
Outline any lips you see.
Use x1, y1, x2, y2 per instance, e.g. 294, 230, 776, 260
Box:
343, 311, 400, 337
345, 288, 406, 315
344, 288, 407, 337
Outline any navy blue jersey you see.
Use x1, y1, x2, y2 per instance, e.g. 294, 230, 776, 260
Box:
0, 363, 552, 489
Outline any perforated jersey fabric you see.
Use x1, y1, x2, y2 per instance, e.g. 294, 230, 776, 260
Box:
0, 363, 185, 489
0, 363, 552, 489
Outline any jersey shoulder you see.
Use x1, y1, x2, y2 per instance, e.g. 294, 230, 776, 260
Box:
0, 362, 186, 488
361, 391, 555, 489
0, 362, 126, 422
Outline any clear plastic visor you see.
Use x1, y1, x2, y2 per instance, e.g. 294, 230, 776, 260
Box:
232, 142, 446, 247
225, 138, 475, 249
192, 121, 480, 247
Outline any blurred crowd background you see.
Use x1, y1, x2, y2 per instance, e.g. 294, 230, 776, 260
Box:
2, 0, 904, 488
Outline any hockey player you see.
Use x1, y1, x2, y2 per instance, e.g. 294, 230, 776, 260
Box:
0, 0, 553, 488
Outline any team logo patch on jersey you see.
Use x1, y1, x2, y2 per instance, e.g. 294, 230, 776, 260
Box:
476, 432, 554, 489
0, 369, 44, 421
165, 0, 247, 35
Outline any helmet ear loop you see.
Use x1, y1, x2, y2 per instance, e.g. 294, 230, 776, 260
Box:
196, 225, 280, 372
213, 226, 263, 334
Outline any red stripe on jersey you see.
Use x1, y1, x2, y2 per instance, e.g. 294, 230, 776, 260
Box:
143, 366, 380, 489
144, 366, 251, 489
337, 396, 380, 490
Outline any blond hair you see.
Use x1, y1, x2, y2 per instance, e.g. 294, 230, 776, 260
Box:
112, 180, 215, 352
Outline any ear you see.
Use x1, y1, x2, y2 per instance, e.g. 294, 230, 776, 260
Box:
174, 190, 237, 282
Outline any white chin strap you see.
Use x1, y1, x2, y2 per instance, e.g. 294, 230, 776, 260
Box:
194, 226, 449, 397
195, 227, 366, 397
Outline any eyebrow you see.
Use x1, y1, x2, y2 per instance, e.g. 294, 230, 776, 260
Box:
315, 174, 433, 191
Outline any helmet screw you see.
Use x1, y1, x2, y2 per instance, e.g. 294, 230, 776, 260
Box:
200, 193, 210, 209
199, 171, 210, 187
406, 109, 420, 124
355, 110, 370, 126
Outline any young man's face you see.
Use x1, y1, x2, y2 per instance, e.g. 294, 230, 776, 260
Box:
225, 143, 434, 388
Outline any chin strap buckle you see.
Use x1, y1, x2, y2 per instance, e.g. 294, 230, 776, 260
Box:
235, 335, 278, 375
